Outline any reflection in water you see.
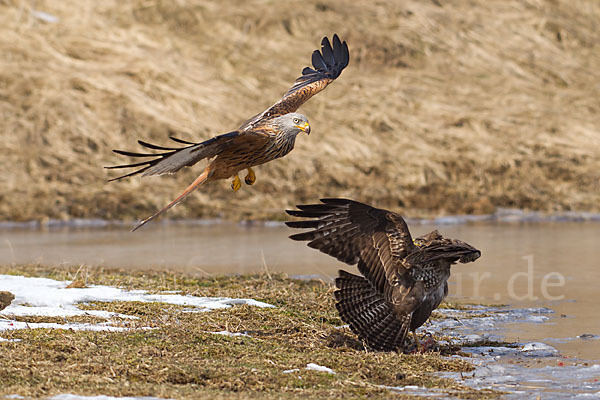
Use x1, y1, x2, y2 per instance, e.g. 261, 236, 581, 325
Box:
1, 221, 598, 359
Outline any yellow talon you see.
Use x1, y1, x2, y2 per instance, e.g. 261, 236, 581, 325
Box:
244, 168, 256, 185
231, 175, 241, 191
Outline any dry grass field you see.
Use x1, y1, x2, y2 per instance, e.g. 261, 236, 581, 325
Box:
0, 265, 499, 399
1, 0, 599, 222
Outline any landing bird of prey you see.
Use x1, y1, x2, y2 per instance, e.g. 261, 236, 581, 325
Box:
286, 199, 481, 351
106, 35, 349, 231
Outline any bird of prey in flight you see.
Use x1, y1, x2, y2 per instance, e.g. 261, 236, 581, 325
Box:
286, 198, 481, 351
107, 35, 349, 231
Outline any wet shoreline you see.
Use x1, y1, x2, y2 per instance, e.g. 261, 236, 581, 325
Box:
2, 219, 598, 364
425, 306, 600, 398
2, 268, 598, 398
2, 207, 600, 230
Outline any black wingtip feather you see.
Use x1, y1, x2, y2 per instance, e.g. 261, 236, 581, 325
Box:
285, 220, 318, 229
320, 36, 334, 65
285, 199, 349, 216
137, 140, 178, 151
112, 149, 158, 158
288, 232, 313, 241
320, 197, 351, 204
104, 160, 152, 170
287, 210, 326, 218
323, 34, 349, 74
332, 34, 342, 49
169, 136, 196, 145
296, 204, 332, 211
279, 34, 349, 100
311, 50, 327, 71
106, 165, 152, 182
285, 209, 308, 217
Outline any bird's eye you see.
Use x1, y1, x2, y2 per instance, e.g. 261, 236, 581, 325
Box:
293, 118, 299, 124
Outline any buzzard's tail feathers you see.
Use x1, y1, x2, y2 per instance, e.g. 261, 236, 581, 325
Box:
335, 270, 409, 351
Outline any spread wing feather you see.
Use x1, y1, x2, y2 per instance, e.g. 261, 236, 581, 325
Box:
241, 34, 349, 130
268, 34, 349, 116
407, 242, 481, 265
285, 198, 416, 294
105, 130, 269, 181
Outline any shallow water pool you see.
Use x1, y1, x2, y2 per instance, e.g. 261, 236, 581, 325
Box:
1, 220, 598, 362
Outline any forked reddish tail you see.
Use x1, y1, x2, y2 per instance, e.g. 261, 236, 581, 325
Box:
132, 166, 212, 232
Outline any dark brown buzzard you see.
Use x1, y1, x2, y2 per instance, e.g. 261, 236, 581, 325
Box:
286, 198, 481, 351
107, 35, 349, 231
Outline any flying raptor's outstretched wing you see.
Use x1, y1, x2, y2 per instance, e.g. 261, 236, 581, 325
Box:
241, 34, 349, 130
105, 130, 270, 181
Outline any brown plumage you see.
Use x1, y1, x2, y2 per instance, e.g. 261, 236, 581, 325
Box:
0, 291, 15, 311
106, 35, 349, 231
286, 198, 481, 351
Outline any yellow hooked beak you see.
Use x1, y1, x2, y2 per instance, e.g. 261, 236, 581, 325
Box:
295, 122, 311, 135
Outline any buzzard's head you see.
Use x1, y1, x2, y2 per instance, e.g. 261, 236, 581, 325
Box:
413, 230, 481, 264
413, 230, 443, 247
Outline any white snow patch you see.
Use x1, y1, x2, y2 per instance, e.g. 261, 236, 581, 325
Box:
306, 363, 335, 374
4, 395, 25, 399
0, 318, 141, 333
579, 364, 600, 373
381, 384, 447, 397
283, 368, 300, 374
0, 336, 22, 342
210, 330, 249, 337
5, 304, 136, 320
519, 342, 559, 356
0, 274, 274, 333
